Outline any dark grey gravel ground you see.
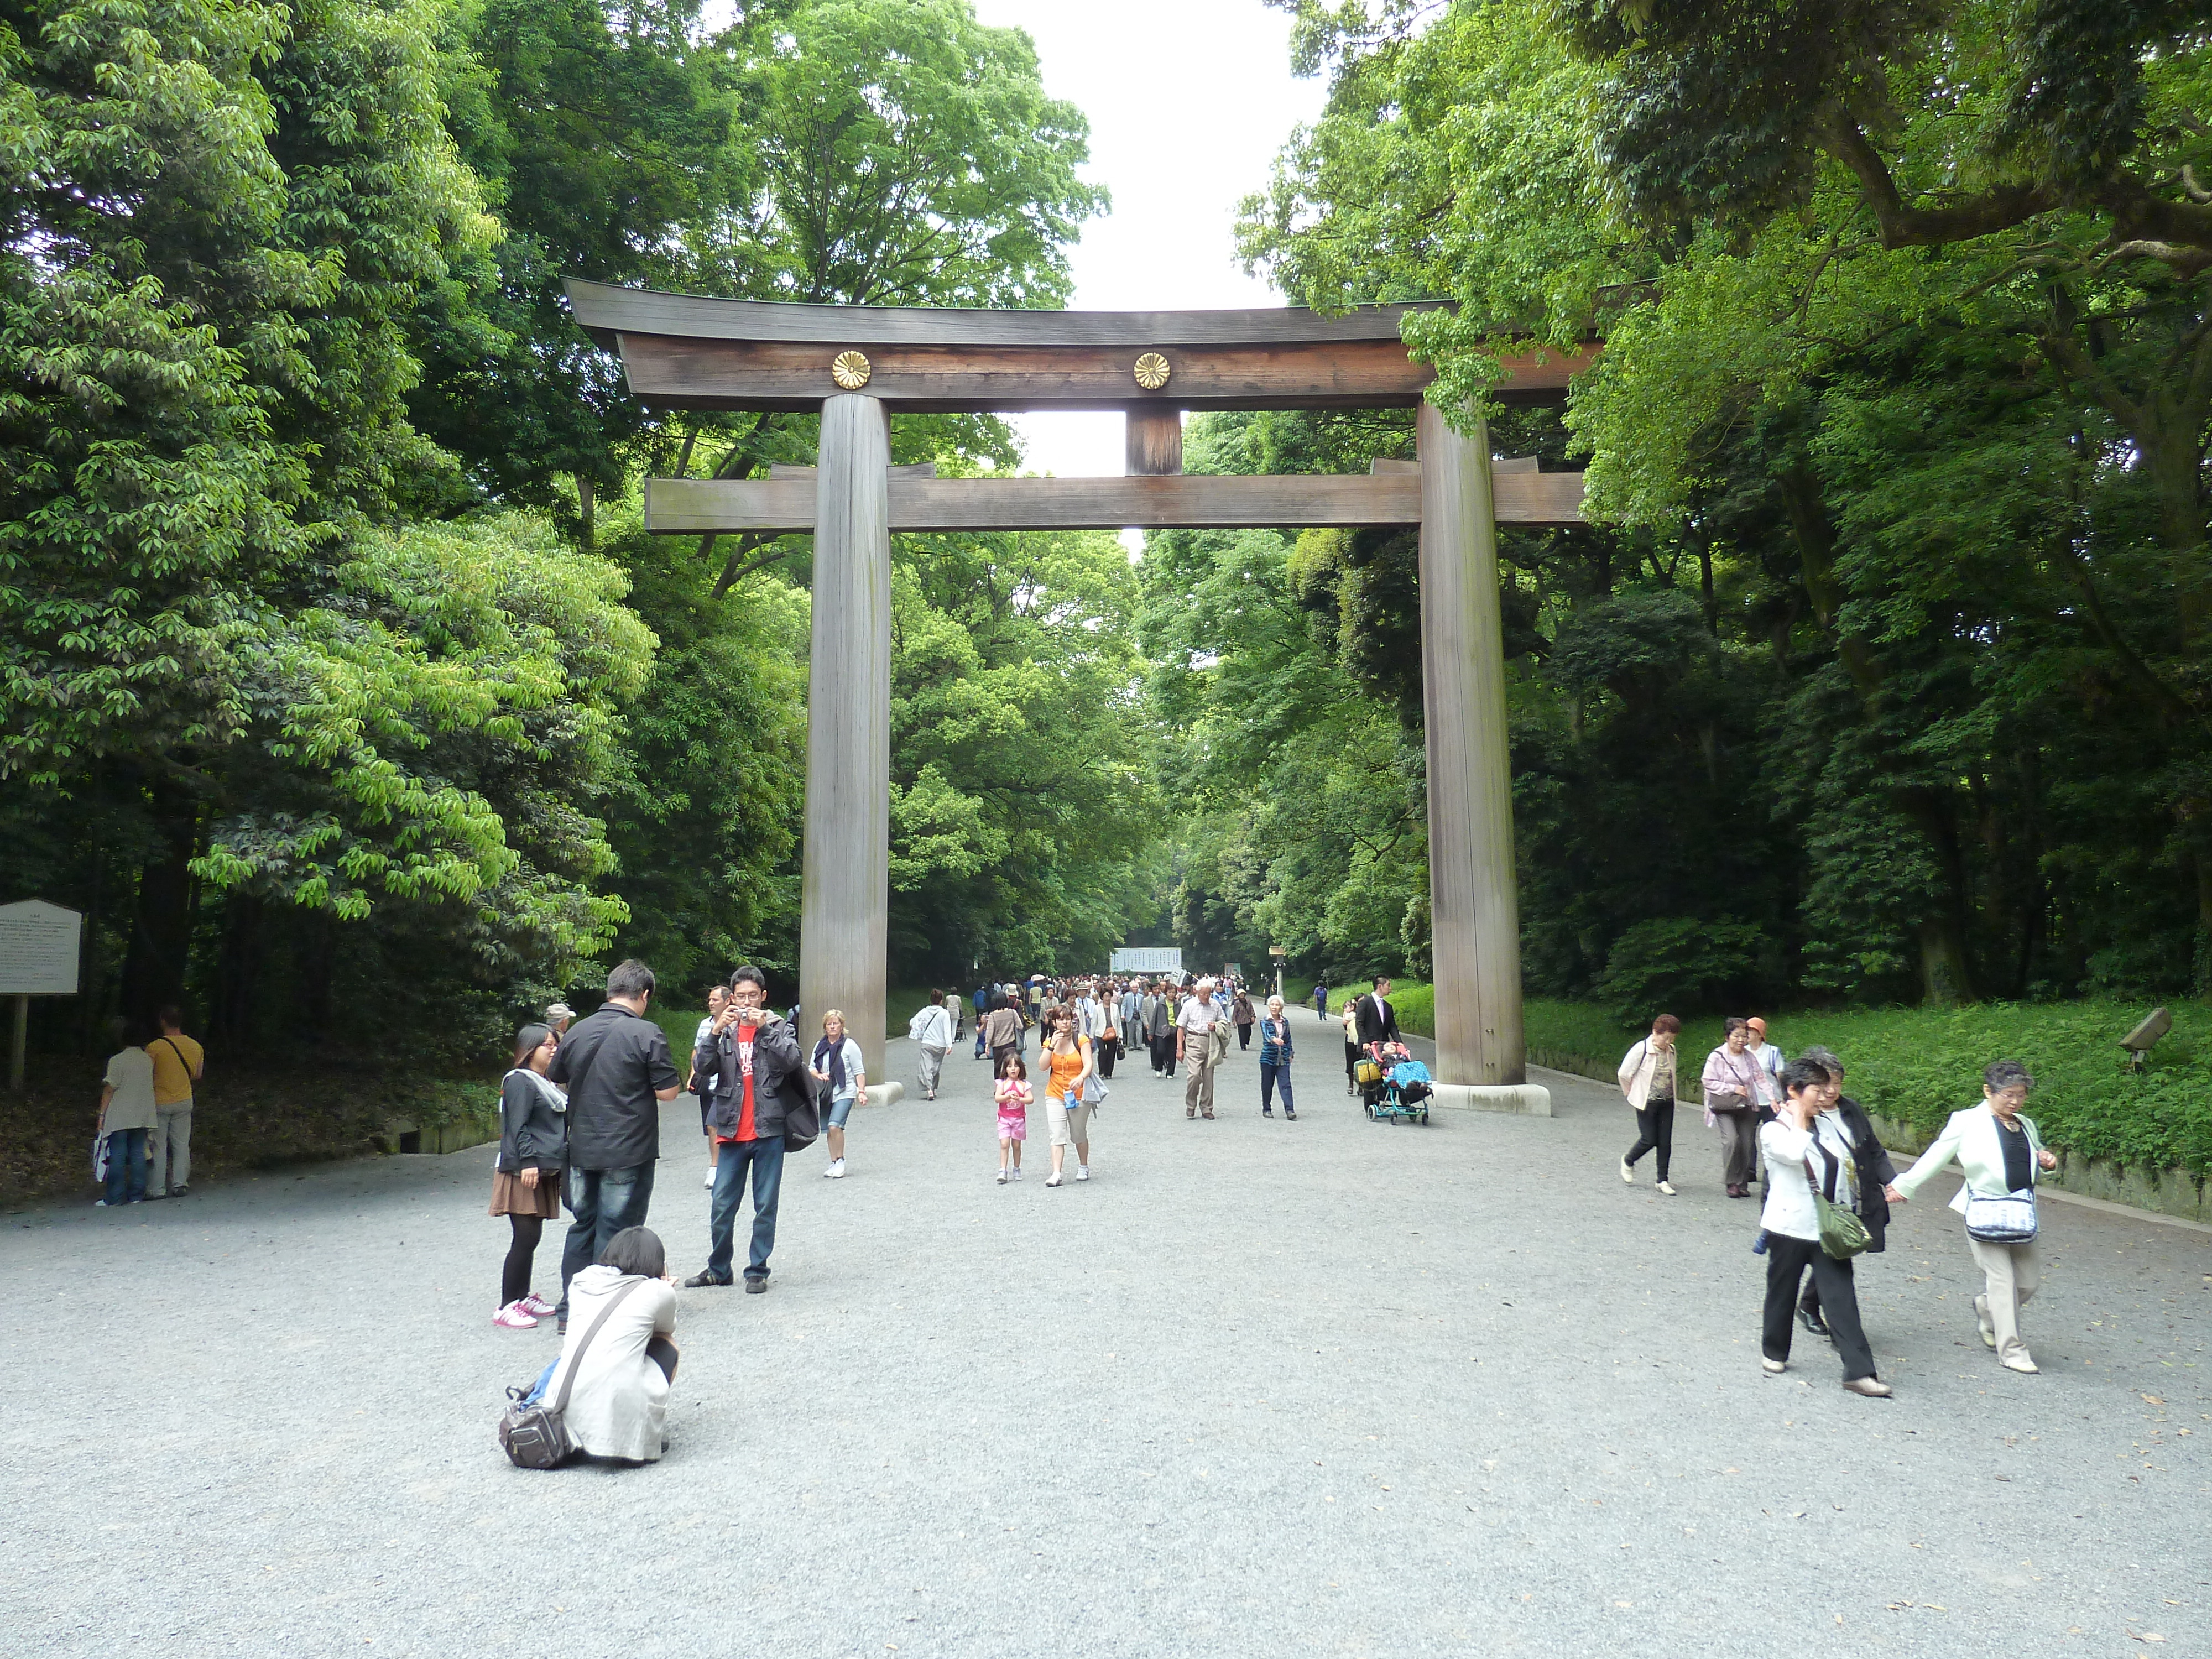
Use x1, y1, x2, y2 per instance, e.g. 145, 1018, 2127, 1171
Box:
4, 1008, 2206, 1658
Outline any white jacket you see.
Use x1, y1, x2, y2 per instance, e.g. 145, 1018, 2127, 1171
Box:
545, 1265, 677, 1462
908, 1004, 954, 1048
1758, 1114, 1860, 1242
1616, 1039, 1677, 1110
1893, 1104, 2047, 1215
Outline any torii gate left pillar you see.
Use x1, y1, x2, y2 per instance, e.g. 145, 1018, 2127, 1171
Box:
802, 394, 891, 1067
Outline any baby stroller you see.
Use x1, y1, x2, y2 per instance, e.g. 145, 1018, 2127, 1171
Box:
1360, 1043, 1432, 1125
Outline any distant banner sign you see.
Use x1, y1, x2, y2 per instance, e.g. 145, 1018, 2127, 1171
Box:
0, 899, 82, 994
1109, 947, 1183, 974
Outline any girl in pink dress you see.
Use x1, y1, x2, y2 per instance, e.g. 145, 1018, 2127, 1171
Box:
994, 1056, 1031, 1184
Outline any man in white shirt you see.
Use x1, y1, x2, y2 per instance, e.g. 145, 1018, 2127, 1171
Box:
1177, 978, 1227, 1119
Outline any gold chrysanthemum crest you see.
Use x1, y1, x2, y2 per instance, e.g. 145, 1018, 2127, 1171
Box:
1132, 352, 1171, 390
830, 350, 872, 390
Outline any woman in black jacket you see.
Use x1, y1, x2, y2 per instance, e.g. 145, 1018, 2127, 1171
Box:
1793, 1045, 1896, 1337
491, 1022, 567, 1329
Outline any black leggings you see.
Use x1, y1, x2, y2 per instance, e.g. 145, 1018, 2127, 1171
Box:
503, 1214, 543, 1307
1626, 1098, 1674, 1181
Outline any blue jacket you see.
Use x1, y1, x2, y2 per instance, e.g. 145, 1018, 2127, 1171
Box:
1259, 1016, 1295, 1066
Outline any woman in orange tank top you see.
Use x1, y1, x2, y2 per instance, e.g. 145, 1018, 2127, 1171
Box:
1039, 1005, 1096, 1187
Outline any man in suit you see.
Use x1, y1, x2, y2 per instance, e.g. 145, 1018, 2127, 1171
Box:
1355, 977, 1400, 1052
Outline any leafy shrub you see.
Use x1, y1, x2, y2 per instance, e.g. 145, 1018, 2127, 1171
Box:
1594, 917, 1767, 1025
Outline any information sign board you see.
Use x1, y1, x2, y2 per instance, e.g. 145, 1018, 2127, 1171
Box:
0, 900, 81, 995
1109, 947, 1183, 975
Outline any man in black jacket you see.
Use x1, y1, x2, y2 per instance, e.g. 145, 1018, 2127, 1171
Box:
1793, 1044, 1897, 1337
1355, 977, 1401, 1051
550, 959, 682, 1327
687, 964, 813, 1293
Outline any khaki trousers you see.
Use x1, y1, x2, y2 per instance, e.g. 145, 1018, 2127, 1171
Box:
1969, 1235, 2042, 1366
148, 1103, 192, 1194
1183, 1049, 1217, 1115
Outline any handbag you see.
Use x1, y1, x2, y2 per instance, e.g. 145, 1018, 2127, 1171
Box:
1964, 1188, 2038, 1244
1803, 1156, 1871, 1260
498, 1276, 645, 1468
92, 1130, 109, 1183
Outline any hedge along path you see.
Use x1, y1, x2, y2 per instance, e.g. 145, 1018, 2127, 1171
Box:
1510, 998, 2212, 1226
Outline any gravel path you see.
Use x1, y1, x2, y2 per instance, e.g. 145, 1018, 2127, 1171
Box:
4, 1008, 2206, 1657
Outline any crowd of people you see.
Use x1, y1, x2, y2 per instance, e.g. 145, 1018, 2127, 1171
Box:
86, 953, 2069, 1462
1616, 1015, 2060, 1399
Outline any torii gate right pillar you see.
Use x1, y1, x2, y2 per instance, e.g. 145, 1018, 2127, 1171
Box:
1418, 402, 1526, 1087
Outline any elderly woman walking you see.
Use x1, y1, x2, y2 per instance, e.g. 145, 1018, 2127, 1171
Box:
1258, 995, 1297, 1119
1888, 1060, 2058, 1374
1759, 1058, 1892, 1397
1790, 1045, 1895, 1339
1617, 1013, 1681, 1194
1703, 1017, 1767, 1198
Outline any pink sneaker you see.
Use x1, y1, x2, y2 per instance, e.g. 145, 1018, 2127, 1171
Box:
492, 1301, 538, 1330
517, 1292, 558, 1318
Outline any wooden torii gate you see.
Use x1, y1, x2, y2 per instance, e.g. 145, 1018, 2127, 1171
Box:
568, 280, 1593, 1100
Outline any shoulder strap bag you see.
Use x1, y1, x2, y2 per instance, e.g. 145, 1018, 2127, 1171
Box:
498, 1276, 646, 1468
1802, 1151, 1872, 1260
1964, 1188, 2038, 1243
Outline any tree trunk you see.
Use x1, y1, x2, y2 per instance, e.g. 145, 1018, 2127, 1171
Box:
208, 893, 265, 1052
576, 474, 596, 550
118, 775, 200, 1026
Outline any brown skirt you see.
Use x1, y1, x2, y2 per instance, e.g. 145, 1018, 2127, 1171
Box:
489, 1168, 561, 1219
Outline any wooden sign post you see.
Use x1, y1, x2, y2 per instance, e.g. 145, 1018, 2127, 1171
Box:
567, 281, 1595, 1096
0, 899, 82, 1092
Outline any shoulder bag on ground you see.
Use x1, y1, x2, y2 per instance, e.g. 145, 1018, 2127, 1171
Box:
1964, 1188, 2038, 1244
498, 1277, 645, 1469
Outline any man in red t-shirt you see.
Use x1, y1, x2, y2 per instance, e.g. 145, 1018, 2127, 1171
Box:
687, 965, 810, 1292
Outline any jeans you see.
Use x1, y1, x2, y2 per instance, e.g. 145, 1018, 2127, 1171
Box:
1260, 1062, 1295, 1114
709, 1134, 785, 1281
1761, 1233, 1876, 1380
974, 1018, 987, 1058
148, 1104, 192, 1193
103, 1128, 147, 1204
559, 1161, 656, 1310
1626, 1098, 1674, 1181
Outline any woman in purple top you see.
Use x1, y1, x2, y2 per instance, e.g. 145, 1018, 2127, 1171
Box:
1703, 1017, 1767, 1198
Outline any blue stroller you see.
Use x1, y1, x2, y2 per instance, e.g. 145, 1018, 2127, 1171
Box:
1364, 1054, 1433, 1125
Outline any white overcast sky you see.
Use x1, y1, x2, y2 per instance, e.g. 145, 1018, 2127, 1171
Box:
965, 0, 1329, 477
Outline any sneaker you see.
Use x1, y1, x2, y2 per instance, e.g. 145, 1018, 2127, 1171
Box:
170, 1185, 189, 1197
1262, 1109, 1274, 1118
1761, 1358, 1786, 1374
825, 1159, 847, 1178
1076, 1166, 1089, 1181
1285, 1110, 1297, 1120
1009, 1166, 1022, 1181
744, 1276, 768, 1294
145, 1190, 168, 1201
1656, 1181, 1677, 1196
2001, 1356, 2039, 1375
518, 1292, 559, 1317
93, 1198, 114, 1208
493, 1301, 539, 1330
1045, 1171, 1063, 1187
684, 1270, 734, 1288
1620, 1159, 1635, 1185
995, 1168, 1008, 1185
704, 1167, 716, 1188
